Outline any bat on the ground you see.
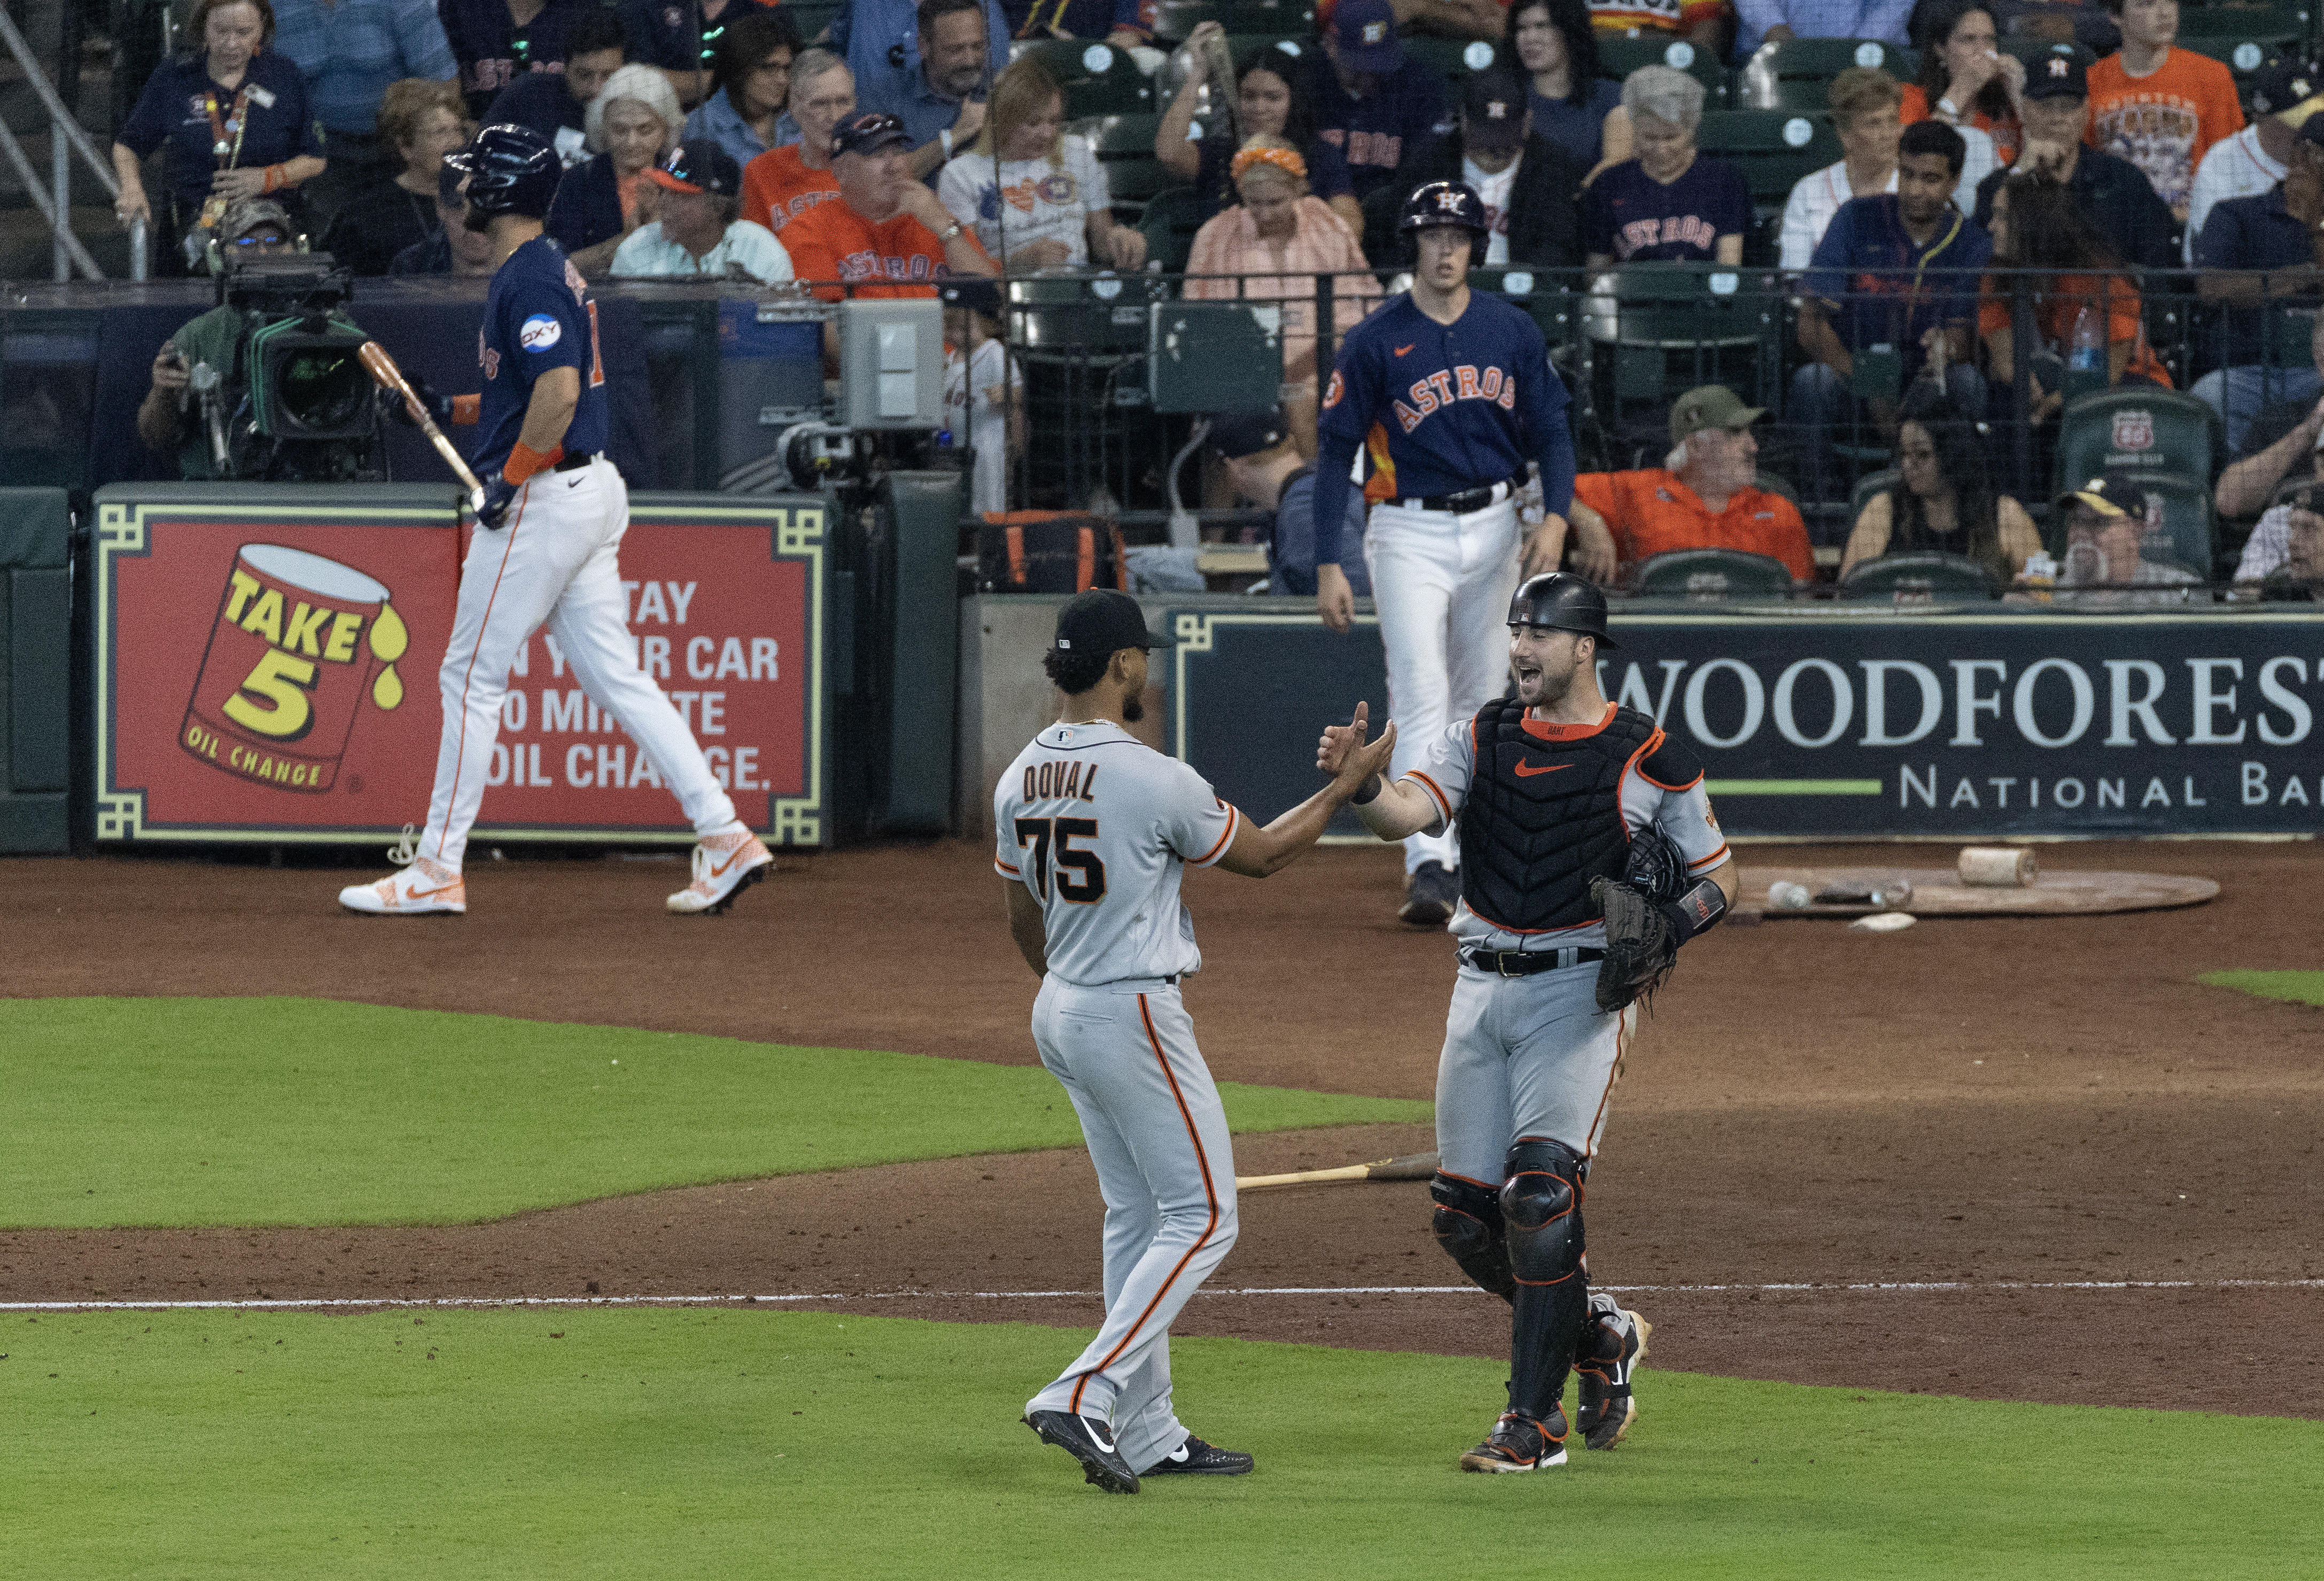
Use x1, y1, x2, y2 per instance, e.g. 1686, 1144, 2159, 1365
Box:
1235, 1150, 1439, 1191
356, 340, 485, 511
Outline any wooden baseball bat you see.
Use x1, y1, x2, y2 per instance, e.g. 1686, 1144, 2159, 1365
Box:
356, 340, 485, 508
1235, 1150, 1439, 1191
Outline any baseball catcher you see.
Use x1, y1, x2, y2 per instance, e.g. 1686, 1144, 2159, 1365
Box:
1318, 572, 1736, 1471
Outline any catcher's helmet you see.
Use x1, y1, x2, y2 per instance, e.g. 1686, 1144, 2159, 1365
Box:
1508, 571, 1619, 649
1398, 179, 1489, 238
445, 123, 563, 220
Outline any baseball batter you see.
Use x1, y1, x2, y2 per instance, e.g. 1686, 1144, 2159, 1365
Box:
1314, 179, 1579, 927
1319, 573, 1737, 1471
340, 124, 773, 918
998, 589, 1395, 1494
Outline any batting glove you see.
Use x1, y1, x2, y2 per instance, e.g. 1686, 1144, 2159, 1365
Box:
474, 470, 520, 531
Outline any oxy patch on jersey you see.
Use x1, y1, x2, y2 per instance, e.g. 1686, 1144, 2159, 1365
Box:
518, 313, 563, 352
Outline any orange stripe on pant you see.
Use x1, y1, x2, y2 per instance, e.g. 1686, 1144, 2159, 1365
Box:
1065, 992, 1224, 1417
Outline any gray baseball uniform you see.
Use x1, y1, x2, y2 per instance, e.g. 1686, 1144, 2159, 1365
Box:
1402, 703, 1725, 1180
994, 720, 1243, 1476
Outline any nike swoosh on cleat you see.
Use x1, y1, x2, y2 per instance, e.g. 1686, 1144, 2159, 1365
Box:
706, 848, 754, 879
1512, 759, 1568, 777
405, 883, 461, 901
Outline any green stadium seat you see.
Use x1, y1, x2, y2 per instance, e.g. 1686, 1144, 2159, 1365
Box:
1694, 110, 1844, 206
1849, 467, 1900, 521
1596, 31, 1728, 105
2179, 33, 2310, 92
1405, 36, 1504, 88
1084, 113, 1172, 206
1138, 184, 1203, 274
1014, 39, 1156, 117
2045, 469, 2218, 579
1837, 551, 2001, 599
1633, 547, 1797, 595
1731, 37, 1914, 110
2052, 388, 2219, 494
1006, 271, 1170, 353
1471, 264, 1581, 345
1584, 263, 1777, 403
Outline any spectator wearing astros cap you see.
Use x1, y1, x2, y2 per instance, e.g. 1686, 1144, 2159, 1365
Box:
1565, 386, 1814, 585
1303, 0, 1451, 203
611, 137, 794, 281
1371, 65, 1585, 268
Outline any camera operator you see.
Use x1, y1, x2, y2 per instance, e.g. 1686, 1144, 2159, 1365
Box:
136, 197, 370, 479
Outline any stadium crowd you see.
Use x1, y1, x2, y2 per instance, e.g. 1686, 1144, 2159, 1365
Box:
102, 0, 2324, 597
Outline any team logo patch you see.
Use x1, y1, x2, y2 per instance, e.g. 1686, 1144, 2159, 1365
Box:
1323, 369, 1345, 408
519, 314, 563, 352
1362, 20, 1387, 43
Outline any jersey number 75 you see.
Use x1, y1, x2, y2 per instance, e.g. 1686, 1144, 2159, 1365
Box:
1014, 816, 1106, 904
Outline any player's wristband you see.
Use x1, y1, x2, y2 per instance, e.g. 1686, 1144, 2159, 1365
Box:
1661, 875, 1728, 945
449, 393, 480, 426
1350, 772, 1382, 805
262, 163, 285, 193
505, 440, 564, 484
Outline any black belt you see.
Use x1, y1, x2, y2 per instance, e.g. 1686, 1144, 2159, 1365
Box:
1403, 474, 1524, 514
1460, 946, 1605, 977
554, 450, 597, 472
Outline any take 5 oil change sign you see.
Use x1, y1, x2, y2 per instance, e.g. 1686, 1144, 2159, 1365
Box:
92, 487, 828, 846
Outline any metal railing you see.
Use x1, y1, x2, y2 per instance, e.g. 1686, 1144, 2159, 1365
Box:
0, 5, 146, 281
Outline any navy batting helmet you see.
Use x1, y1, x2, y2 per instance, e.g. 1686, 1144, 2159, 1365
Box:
1508, 572, 1618, 649
1398, 179, 1488, 238
445, 123, 563, 221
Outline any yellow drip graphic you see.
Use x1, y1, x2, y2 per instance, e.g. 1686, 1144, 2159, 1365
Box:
368, 603, 408, 711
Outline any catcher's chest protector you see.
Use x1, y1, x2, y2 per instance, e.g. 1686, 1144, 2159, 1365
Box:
1457, 699, 1658, 932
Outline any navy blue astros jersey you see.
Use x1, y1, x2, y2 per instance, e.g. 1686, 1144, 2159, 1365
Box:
1311, 290, 1574, 562
474, 234, 609, 476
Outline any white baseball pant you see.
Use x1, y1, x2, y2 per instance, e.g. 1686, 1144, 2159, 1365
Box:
419, 456, 741, 871
1434, 959, 1637, 1184
1362, 496, 1523, 875
1023, 976, 1238, 1475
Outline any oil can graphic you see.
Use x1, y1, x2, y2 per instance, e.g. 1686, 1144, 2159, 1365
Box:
179, 544, 408, 793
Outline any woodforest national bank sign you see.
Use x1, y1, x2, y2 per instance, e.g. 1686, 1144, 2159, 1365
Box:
1166, 608, 2324, 839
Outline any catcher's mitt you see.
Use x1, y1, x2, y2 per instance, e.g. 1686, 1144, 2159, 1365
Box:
1591, 875, 1678, 1013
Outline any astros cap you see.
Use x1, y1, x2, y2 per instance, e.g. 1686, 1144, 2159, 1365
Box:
1207, 408, 1288, 459
833, 111, 912, 158
1051, 589, 1176, 655
1332, 0, 1404, 74
1462, 67, 1529, 152
2246, 55, 2323, 120
2022, 44, 2093, 100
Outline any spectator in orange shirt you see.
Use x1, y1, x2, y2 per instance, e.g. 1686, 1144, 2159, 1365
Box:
1977, 172, 2168, 435
1566, 385, 1814, 585
740, 49, 852, 233
2083, 0, 2242, 220
779, 110, 997, 360
1902, 1, 2024, 165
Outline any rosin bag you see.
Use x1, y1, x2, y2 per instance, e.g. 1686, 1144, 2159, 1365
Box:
179, 543, 409, 793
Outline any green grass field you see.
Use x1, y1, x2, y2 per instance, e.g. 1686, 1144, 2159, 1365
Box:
2202, 970, 2324, 1009
0, 998, 1428, 1228
2, 1308, 2316, 1580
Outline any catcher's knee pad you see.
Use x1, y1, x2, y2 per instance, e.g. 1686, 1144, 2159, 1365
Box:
1429, 1172, 1515, 1300
1499, 1137, 1585, 1286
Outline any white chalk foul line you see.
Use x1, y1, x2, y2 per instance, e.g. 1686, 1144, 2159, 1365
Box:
3, 1278, 2320, 1313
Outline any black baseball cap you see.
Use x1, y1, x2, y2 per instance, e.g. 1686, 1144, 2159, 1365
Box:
2056, 471, 2152, 521
649, 138, 742, 197
2022, 43, 2092, 100
1462, 67, 1529, 152
2247, 55, 2322, 118
941, 277, 1003, 317
1051, 589, 1176, 655
1332, 0, 1404, 74
1207, 408, 1287, 459
833, 111, 912, 158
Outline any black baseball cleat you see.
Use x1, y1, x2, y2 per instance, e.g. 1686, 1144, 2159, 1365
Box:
1458, 1408, 1568, 1473
1575, 1299, 1652, 1450
1142, 1434, 1254, 1476
1400, 861, 1458, 927
1024, 1410, 1140, 1493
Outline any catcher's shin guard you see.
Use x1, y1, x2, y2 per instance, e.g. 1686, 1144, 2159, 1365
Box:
1430, 1172, 1516, 1302
1501, 1136, 1589, 1421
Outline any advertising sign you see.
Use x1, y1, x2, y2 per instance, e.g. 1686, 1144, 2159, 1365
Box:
1165, 606, 2324, 839
94, 485, 828, 845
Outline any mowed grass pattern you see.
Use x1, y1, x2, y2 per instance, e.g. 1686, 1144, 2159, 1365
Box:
2201, 969, 2324, 1009
0, 997, 1428, 1227
1, 1309, 2317, 1580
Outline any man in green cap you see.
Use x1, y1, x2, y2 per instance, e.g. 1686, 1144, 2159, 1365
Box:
1565, 385, 1815, 586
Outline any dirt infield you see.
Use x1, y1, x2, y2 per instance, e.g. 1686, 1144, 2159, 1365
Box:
3, 840, 2320, 1418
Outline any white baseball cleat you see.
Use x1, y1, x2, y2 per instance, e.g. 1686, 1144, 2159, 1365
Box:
667, 829, 774, 914
339, 858, 466, 915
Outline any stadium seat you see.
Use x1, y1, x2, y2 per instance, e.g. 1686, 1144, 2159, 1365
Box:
1217, 0, 1315, 32
1693, 110, 1844, 208
1471, 264, 1580, 346
1837, 550, 2001, 599
1016, 40, 1156, 116
1083, 113, 1173, 206
2041, 469, 2218, 578
1732, 37, 1914, 110
1595, 32, 1728, 106
2052, 388, 2220, 493
1849, 467, 1899, 520
1006, 272, 1169, 353
1633, 546, 1797, 596
1584, 262, 1777, 404
1406, 36, 1503, 88
2179, 31, 2310, 93
1138, 185, 1203, 274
